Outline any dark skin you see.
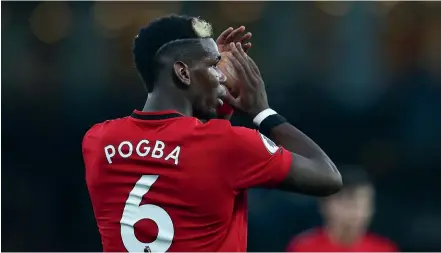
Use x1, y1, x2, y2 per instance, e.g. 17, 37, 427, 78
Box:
216, 26, 252, 53
144, 26, 252, 120
143, 36, 342, 196
223, 42, 342, 196
215, 26, 252, 120
143, 38, 226, 120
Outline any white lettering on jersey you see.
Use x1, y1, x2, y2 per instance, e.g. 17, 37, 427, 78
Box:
104, 140, 180, 165
165, 146, 181, 165
104, 145, 116, 164
118, 141, 133, 158
151, 141, 165, 159
136, 140, 150, 157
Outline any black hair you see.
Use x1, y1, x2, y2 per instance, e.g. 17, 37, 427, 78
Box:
339, 165, 372, 190
319, 166, 372, 203
133, 14, 212, 93
154, 39, 208, 70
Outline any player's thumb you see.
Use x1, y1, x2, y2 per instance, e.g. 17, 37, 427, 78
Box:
222, 90, 241, 109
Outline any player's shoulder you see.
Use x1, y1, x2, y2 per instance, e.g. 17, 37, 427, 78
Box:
198, 119, 256, 140
286, 227, 323, 251
291, 227, 324, 244
201, 120, 280, 154
199, 119, 253, 136
365, 233, 398, 251
198, 118, 233, 130
83, 117, 130, 145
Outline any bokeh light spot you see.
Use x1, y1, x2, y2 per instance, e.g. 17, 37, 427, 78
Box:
219, 2, 265, 23
316, 2, 353, 16
29, 2, 72, 44
93, 2, 136, 31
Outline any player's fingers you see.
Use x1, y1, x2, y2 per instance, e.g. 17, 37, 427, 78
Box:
216, 27, 233, 44
236, 43, 255, 78
239, 33, 252, 52
243, 42, 252, 53
225, 26, 245, 43
229, 43, 255, 92
230, 28, 247, 43
222, 89, 241, 109
229, 43, 251, 81
228, 42, 246, 73
239, 32, 252, 43
236, 42, 248, 58
247, 55, 261, 76
230, 42, 247, 65
230, 43, 258, 92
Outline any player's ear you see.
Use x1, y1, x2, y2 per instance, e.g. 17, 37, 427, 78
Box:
173, 61, 191, 87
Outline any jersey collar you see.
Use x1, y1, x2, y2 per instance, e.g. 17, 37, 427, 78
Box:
130, 110, 184, 120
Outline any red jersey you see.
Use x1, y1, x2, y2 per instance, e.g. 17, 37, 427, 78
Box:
83, 110, 291, 252
286, 228, 398, 252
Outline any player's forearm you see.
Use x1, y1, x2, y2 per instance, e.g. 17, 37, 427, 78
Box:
269, 122, 339, 175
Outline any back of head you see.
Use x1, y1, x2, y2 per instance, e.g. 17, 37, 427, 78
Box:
133, 14, 213, 93
339, 165, 372, 192
321, 165, 375, 231
323, 165, 373, 202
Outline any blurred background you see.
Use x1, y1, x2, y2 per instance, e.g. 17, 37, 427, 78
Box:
2, 1, 441, 252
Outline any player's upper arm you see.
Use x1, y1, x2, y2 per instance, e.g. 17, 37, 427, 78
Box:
82, 123, 104, 152
217, 123, 341, 195
82, 122, 108, 168
219, 125, 292, 190
285, 238, 302, 252
277, 152, 342, 196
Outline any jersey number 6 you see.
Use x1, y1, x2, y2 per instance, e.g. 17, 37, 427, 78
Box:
120, 175, 174, 252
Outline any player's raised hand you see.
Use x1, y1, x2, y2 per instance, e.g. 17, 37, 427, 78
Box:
215, 26, 252, 120
223, 42, 269, 118
216, 26, 252, 53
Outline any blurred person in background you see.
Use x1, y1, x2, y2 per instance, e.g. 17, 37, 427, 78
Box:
286, 166, 398, 252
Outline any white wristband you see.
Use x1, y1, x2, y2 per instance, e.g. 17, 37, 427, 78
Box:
253, 108, 277, 126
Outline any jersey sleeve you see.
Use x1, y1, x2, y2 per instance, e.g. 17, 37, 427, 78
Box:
374, 236, 399, 252
285, 238, 299, 252
219, 125, 292, 190
285, 236, 312, 252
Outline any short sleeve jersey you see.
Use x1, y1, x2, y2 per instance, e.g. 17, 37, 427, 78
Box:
286, 228, 398, 252
83, 110, 292, 252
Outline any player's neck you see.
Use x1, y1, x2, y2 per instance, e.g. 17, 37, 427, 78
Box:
142, 88, 193, 117
325, 224, 365, 246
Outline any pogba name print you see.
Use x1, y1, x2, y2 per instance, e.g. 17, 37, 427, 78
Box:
104, 140, 181, 165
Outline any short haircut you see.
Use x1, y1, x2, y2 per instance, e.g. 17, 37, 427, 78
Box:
339, 165, 372, 190
133, 14, 213, 92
